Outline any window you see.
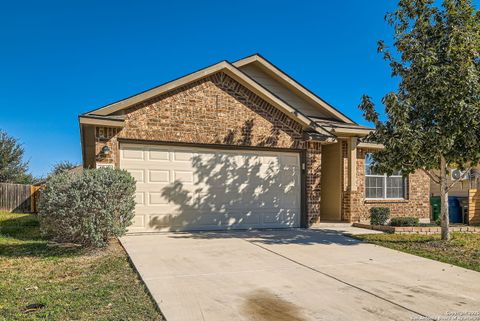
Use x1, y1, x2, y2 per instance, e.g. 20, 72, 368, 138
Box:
365, 154, 407, 199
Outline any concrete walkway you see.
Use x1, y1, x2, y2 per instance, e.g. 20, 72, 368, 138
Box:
120, 229, 480, 321
310, 222, 385, 235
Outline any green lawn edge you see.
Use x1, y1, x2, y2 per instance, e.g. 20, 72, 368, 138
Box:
0, 212, 165, 321
351, 232, 480, 272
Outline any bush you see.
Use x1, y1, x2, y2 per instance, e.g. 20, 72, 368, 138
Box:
390, 217, 420, 227
38, 167, 136, 247
370, 207, 390, 225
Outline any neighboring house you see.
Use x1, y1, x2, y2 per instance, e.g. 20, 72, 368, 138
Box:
430, 168, 480, 197
78, 54, 430, 232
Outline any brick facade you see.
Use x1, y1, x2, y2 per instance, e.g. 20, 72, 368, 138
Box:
91, 72, 430, 225
94, 72, 322, 224
341, 142, 430, 222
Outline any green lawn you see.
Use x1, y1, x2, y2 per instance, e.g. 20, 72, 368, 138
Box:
0, 211, 164, 320
354, 232, 480, 272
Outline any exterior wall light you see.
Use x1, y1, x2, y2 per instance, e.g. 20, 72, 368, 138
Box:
101, 146, 111, 155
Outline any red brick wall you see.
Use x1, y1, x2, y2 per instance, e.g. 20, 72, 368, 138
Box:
341, 142, 430, 222
93, 72, 322, 224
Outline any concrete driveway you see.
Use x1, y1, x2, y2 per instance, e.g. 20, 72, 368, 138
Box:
120, 229, 480, 321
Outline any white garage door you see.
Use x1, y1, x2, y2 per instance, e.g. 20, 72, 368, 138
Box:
120, 143, 301, 232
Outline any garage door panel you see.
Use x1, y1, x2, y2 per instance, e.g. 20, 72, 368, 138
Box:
232, 211, 262, 225
148, 170, 170, 183
120, 143, 301, 232
172, 170, 194, 183
147, 148, 170, 161
134, 192, 145, 205
126, 169, 145, 183
128, 213, 301, 232
148, 192, 170, 205
131, 215, 145, 228
122, 147, 144, 160
282, 155, 299, 166
147, 214, 174, 229
263, 212, 284, 224
173, 150, 194, 162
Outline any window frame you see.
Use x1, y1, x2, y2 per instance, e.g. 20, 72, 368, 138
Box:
364, 154, 407, 200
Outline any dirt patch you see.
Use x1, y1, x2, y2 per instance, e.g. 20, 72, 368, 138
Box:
242, 289, 306, 321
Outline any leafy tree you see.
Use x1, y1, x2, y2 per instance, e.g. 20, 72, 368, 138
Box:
0, 129, 32, 183
49, 160, 78, 177
359, 0, 480, 240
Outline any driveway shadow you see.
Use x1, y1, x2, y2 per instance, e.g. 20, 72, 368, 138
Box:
166, 228, 361, 246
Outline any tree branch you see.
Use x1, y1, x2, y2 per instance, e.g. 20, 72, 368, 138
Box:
421, 168, 441, 184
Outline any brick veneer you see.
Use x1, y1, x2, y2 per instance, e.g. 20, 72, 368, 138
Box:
94, 72, 322, 224
342, 142, 430, 222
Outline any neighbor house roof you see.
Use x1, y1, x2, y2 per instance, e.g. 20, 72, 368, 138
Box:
79, 54, 372, 139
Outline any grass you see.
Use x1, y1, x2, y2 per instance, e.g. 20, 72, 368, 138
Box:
0, 211, 164, 320
354, 232, 480, 272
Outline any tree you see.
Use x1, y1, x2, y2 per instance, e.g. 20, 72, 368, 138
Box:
359, 0, 480, 240
49, 161, 78, 177
0, 129, 32, 183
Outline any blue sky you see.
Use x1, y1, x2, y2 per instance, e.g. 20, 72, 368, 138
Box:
0, 0, 450, 177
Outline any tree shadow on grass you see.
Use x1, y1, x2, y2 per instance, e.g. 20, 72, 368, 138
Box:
0, 214, 84, 258
0, 214, 41, 240
0, 241, 84, 258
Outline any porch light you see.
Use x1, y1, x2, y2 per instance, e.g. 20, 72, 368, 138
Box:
101, 146, 111, 155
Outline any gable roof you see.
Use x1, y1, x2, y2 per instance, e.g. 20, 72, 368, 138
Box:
80, 54, 367, 139
233, 54, 355, 124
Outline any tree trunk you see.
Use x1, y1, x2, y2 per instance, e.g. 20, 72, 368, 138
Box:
440, 155, 450, 240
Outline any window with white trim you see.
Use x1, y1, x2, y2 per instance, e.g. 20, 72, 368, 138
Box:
365, 154, 407, 199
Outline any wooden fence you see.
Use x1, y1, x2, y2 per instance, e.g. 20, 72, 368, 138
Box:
0, 183, 41, 213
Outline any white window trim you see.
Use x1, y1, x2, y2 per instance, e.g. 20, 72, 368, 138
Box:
365, 173, 407, 200
365, 154, 407, 200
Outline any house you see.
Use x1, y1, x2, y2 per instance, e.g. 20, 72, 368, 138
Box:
429, 168, 479, 224
430, 168, 480, 198
79, 54, 430, 232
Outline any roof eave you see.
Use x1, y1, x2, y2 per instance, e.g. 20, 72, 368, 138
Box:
79, 115, 125, 127
81, 60, 337, 140
84, 61, 231, 116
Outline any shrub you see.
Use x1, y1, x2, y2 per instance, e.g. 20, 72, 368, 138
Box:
390, 217, 419, 227
370, 207, 390, 225
38, 167, 136, 247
